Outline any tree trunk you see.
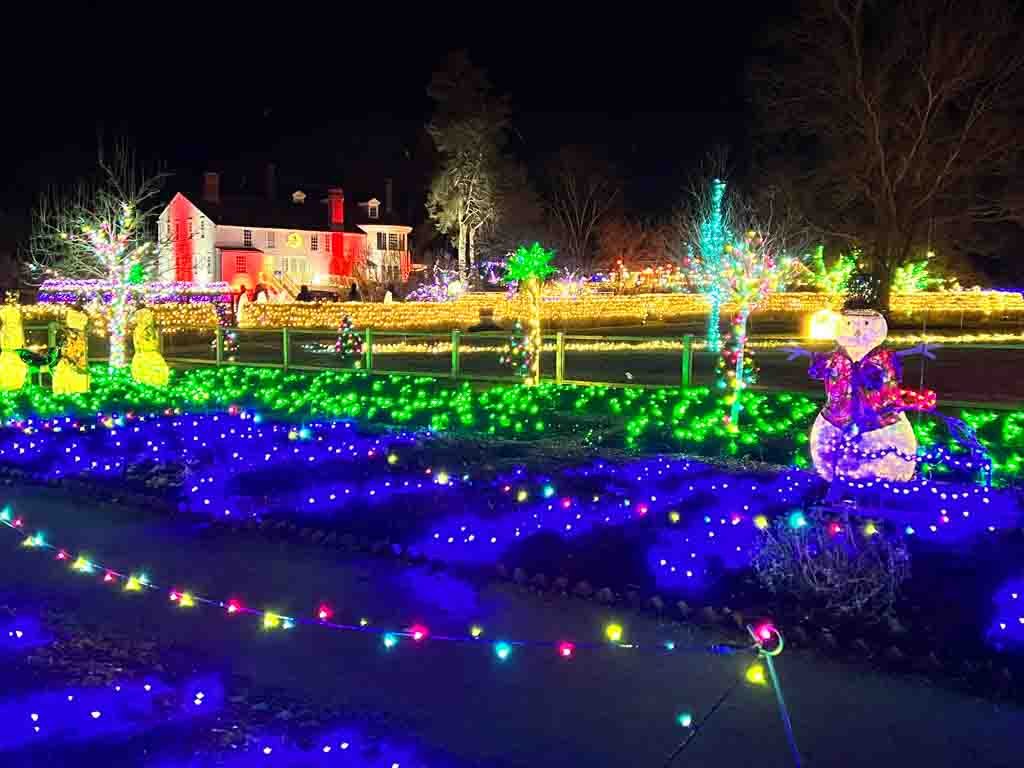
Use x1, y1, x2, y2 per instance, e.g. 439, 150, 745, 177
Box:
727, 309, 750, 430
457, 221, 468, 280
108, 280, 131, 368
468, 227, 476, 281
522, 276, 542, 386
706, 295, 722, 353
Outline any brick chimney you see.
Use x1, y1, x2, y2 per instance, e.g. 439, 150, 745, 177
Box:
265, 163, 276, 200
328, 188, 345, 230
202, 172, 220, 204
385, 178, 393, 214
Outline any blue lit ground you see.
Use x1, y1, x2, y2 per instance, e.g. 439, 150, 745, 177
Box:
1, 481, 1023, 767
2, 412, 1021, 650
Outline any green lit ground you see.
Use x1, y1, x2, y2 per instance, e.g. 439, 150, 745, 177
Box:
2, 366, 1020, 480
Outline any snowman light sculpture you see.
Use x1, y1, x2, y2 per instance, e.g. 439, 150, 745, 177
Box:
785, 300, 938, 484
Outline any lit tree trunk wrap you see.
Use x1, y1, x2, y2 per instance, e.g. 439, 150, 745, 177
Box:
522, 276, 542, 386
707, 294, 721, 353
728, 308, 750, 427
108, 277, 130, 368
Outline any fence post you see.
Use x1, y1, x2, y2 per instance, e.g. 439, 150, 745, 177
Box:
555, 332, 565, 384
451, 330, 461, 379
47, 321, 56, 350
282, 327, 290, 370
681, 334, 693, 389
364, 328, 374, 370
215, 327, 224, 366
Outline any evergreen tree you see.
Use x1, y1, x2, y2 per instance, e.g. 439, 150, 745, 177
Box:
499, 320, 533, 379
335, 316, 363, 362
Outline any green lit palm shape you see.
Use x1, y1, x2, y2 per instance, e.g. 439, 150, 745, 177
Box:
504, 243, 557, 283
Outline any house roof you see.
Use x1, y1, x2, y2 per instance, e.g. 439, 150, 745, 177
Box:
184, 190, 405, 233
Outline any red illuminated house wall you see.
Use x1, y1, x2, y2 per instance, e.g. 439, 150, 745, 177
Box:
220, 249, 264, 290
329, 232, 367, 278
170, 196, 194, 282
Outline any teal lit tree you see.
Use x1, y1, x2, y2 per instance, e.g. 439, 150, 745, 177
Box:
684, 178, 731, 352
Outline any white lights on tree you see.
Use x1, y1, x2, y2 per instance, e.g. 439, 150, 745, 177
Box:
26, 148, 165, 369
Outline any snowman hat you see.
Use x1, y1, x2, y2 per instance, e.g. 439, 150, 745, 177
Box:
841, 296, 884, 315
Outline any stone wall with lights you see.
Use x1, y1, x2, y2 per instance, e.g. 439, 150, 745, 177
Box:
238, 291, 1024, 332
22, 304, 218, 337
25, 289, 1024, 335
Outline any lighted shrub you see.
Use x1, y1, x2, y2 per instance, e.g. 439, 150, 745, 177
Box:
751, 510, 911, 619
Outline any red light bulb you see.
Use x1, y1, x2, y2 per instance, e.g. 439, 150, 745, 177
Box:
226, 599, 242, 614
558, 642, 575, 658
317, 604, 332, 621
410, 624, 429, 641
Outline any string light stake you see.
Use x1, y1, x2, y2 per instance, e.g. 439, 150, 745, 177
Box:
748, 623, 802, 768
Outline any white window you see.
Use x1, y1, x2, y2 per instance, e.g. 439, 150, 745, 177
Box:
311, 234, 319, 251
388, 232, 400, 251
200, 218, 206, 238
188, 218, 194, 238
376, 232, 387, 250
235, 253, 247, 273
325, 234, 331, 252
368, 202, 379, 219
243, 229, 253, 248
266, 231, 276, 249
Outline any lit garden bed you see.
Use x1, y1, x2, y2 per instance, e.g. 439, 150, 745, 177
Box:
0, 366, 1020, 480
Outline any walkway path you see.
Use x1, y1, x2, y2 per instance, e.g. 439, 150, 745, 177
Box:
1, 486, 1020, 767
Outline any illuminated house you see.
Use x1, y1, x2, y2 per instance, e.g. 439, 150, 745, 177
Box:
157, 170, 413, 294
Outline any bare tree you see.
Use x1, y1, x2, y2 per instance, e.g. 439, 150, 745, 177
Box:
426, 52, 508, 279
25, 147, 166, 367
543, 146, 620, 271
596, 214, 670, 273
475, 162, 548, 262
753, 0, 1024, 309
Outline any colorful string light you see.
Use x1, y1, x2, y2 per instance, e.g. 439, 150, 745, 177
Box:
0, 503, 760, 661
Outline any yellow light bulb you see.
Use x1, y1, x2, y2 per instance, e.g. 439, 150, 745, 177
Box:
746, 663, 767, 685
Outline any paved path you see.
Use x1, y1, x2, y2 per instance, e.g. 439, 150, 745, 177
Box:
1, 486, 1021, 767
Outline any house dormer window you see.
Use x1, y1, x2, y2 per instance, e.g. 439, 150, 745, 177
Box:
311, 234, 319, 251
243, 229, 253, 248
368, 202, 379, 219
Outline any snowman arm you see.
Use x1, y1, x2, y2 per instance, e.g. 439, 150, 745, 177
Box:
780, 346, 811, 362
895, 343, 941, 359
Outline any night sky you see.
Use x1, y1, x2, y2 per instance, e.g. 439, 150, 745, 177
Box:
0, 3, 787, 237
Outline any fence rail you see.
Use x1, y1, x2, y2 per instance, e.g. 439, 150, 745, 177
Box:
21, 323, 1023, 411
